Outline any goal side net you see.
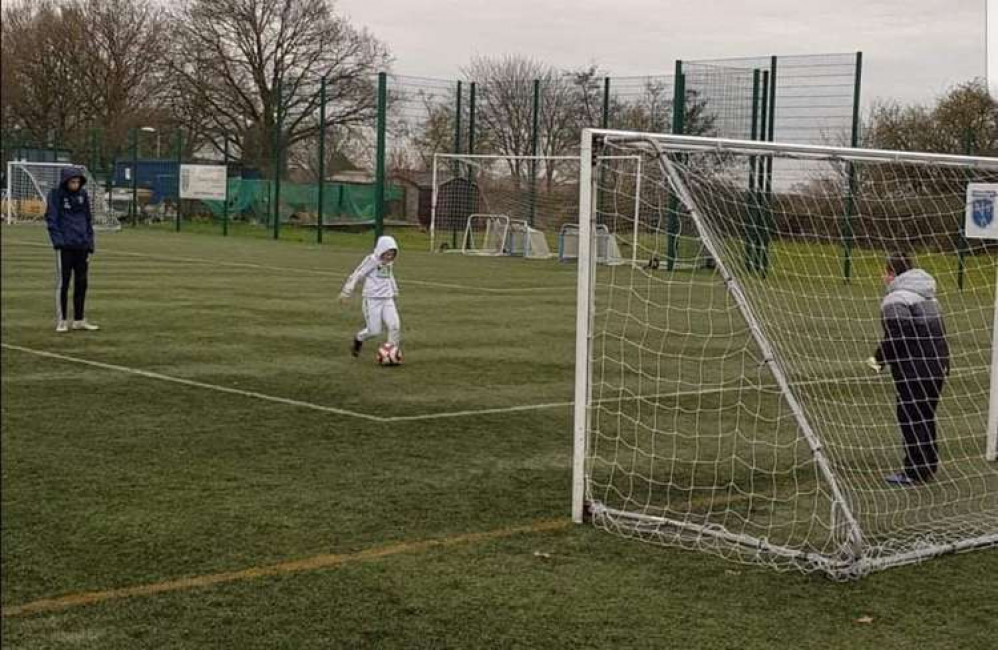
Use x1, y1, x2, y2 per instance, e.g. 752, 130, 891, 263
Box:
572, 129, 998, 578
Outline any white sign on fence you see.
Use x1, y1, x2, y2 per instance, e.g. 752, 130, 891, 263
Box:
179, 164, 227, 201
965, 183, 998, 240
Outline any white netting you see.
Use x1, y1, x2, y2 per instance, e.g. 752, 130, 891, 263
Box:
432, 154, 569, 256
5, 162, 119, 230
508, 222, 554, 259
462, 214, 509, 255
4, 162, 119, 230
432, 153, 659, 264
579, 132, 998, 578
559, 224, 625, 265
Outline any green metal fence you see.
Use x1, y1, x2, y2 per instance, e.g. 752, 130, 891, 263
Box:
3, 52, 872, 256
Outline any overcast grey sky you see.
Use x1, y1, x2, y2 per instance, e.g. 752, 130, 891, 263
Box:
336, 0, 989, 107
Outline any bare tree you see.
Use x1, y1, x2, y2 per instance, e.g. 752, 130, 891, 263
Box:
74, 0, 170, 155
2, 0, 171, 163
462, 55, 552, 183
406, 86, 461, 170
864, 80, 998, 156
2, 1, 89, 149
165, 0, 391, 174
284, 124, 371, 182
1, 9, 23, 149
566, 66, 605, 128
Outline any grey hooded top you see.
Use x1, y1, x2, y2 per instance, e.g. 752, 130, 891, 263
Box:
874, 269, 950, 380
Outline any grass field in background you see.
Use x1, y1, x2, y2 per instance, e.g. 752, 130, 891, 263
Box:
2, 224, 996, 649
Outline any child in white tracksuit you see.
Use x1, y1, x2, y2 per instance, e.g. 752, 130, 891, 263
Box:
340, 236, 401, 356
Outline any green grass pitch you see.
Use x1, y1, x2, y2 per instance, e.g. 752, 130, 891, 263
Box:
2, 225, 996, 648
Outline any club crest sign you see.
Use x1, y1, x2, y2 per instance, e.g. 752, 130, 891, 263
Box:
965, 184, 998, 240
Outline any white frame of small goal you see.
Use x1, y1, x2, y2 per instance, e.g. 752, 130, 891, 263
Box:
4, 161, 120, 230
571, 128, 998, 578
428, 152, 643, 262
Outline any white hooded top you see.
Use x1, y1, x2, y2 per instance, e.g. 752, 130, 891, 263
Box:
341, 235, 399, 299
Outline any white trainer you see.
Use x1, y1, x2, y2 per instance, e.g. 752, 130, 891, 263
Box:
55, 320, 70, 333
71, 320, 100, 331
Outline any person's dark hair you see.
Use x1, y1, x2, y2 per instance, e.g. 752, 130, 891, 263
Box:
886, 251, 912, 276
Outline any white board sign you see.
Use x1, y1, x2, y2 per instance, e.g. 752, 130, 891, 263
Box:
965, 183, 998, 240
179, 164, 227, 201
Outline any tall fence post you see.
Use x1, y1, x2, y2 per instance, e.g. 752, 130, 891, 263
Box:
175, 129, 183, 232
374, 72, 387, 242
468, 82, 477, 156
666, 61, 685, 270
843, 51, 863, 283
958, 128, 974, 290
107, 152, 116, 221
90, 128, 99, 177
272, 77, 283, 240
602, 77, 611, 129
764, 56, 778, 275
747, 69, 761, 273
766, 55, 778, 192
222, 137, 230, 237
450, 80, 462, 248
130, 127, 138, 226
454, 80, 463, 157
317, 76, 327, 244
758, 69, 771, 275
529, 78, 540, 227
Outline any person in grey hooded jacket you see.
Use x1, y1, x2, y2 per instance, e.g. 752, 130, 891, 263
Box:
869, 252, 950, 486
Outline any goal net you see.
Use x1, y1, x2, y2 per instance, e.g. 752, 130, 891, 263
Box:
432, 153, 649, 262
573, 129, 998, 578
4, 162, 119, 230
462, 214, 509, 255
559, 224, 625, 265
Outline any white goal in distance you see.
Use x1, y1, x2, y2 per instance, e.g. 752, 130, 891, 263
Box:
4, 161, 119, 230
431, 153, 647, 265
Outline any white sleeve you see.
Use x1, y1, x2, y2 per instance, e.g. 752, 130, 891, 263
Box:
341, 256, 377, 296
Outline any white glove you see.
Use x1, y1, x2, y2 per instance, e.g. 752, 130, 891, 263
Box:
865, 357, 882, 373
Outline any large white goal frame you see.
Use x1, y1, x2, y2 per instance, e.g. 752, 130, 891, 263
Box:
572, 128, 998, 579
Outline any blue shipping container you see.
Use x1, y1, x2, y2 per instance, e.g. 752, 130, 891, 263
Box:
113, 160, 179, 204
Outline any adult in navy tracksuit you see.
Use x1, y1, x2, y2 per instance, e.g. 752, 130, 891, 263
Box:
45, 167, 99, 332
870, 252, 949, 486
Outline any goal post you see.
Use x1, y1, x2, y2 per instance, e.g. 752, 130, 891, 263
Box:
507, 220, 554, 259
5, 161, 119, 230
558, 224, 626, 265
967, 183, 998, 462
573, 128, 998, 578
430, 153, 644, 262
988, 274, 998, 461
461, 214, 510, 255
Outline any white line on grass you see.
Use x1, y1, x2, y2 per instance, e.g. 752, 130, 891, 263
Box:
1, 343, 383, 422
386, 367, 982, 422
385, 401, 575, 422
12, 343, 970, 425
2, 241, 573, 295
1, 343, 737, 423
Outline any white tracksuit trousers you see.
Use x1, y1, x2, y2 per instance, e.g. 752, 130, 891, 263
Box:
357, 297, 400, 345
